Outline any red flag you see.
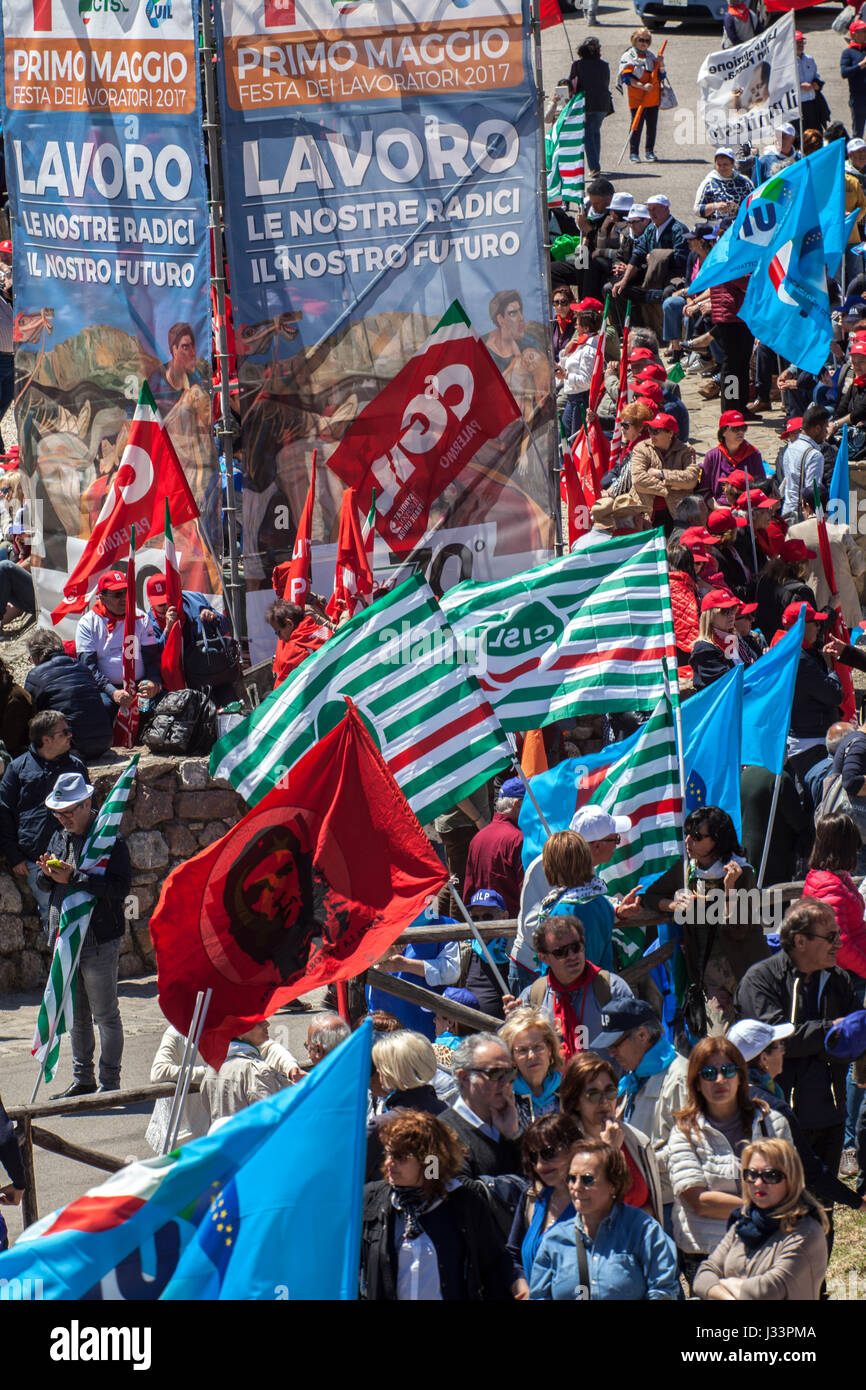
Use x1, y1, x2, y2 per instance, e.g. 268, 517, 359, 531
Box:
325, 300, 520, 553
608, 305, 632, 474
112, 531, 139, 749
587, 301, 611, 474
161, 499, 185, 692
326, 487, 374, 621
272, 450, 316, 609
560, 422, 591, 545
52, 381, 198, 623
539, 0, 562, 26
765, 0, 823, 9
574, 426, 601, 506
150, 700, 448, 1067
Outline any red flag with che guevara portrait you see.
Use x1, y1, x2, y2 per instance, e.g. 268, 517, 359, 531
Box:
150, 701, 447, 1067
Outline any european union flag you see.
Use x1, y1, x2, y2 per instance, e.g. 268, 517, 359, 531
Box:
680, 665, 743, 837
162, 1021, 372, 1300
742, 609, 806, 774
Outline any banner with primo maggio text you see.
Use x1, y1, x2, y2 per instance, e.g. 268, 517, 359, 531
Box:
0, 0, 219, 629
215, 0, 555, 662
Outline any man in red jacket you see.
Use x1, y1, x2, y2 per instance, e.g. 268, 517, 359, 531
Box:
462, 777, 526, 918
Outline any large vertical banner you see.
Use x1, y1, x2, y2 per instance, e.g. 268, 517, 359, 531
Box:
215, 0, 555, 656
1, 0, 217, 621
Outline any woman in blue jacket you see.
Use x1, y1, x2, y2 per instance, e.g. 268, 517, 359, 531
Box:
530, 1139, 680, 1300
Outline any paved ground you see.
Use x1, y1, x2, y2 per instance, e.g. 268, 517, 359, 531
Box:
0, 4, 857, 1244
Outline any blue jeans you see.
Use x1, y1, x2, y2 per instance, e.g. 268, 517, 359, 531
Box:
562, 393, 588, 444
584, 110, 604, 174
508, 959, 539, 996
25, 861, 51, 926
70, 936, 123, 1088
663, 294, 685, 345
845, 976, 866, 1149
0, 560, 35, 617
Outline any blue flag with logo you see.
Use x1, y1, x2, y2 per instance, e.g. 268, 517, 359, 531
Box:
741, 609, 806, 773
828, 423, 850, 527
161, 1021, 371, 1300
689, 142, 844, 294
740, 164, 832, 375
679, 664, 744, 837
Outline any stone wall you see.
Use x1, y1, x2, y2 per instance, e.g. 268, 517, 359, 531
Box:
0, 752, 247, 993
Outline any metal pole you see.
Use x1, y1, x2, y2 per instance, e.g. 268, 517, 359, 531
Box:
510, 755, 554, 837
450, 887, 510, 995
662, 665, 690, 889
160, 990, 204, 1156
742, 479, 759, 574
200, 0, 245, 647
531, 0, 564, 560
757, 771, 782, 890
165, 989, 212, 1154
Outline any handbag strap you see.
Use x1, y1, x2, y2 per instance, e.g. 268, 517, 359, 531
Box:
574, 1221, 591, 1298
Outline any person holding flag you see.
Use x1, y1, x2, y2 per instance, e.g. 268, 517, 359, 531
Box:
556, 299, 604, 443
146, 578, 240, 707
74, 571, 161, 717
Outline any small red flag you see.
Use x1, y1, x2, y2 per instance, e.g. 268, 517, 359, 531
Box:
150, 700, 448, 1067
160, 499, 185, 692
326, 487, 374, 622
273, 450, 316, 609
112, 530, 139, 749
587, 304, 611, 474
539, 0, 563, 26
608, 307, 632, 474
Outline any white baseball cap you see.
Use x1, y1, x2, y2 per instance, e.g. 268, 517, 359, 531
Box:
627, 203, 649, 221
775, 122, 796, 137
714, 147, 736, 160
610, 192, 634, 212
647, 193, 671, 207
848, 138, 866, 155
569, 806, 632, 841
727, 1018, 795, 1062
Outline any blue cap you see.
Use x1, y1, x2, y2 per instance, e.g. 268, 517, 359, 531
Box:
442, 986, 480, 1011
826, 1009, 866, 1060
590, 999, 659, 1050
500, 776, 526, 799
469, 889, 507, 912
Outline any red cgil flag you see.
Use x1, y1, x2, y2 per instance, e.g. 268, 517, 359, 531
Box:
326, 486, 374, 622
150, 699, 448, 1067
272, 450, 316, 610
161, 498, 185, 692
559, 419, 591, 545
52, 381, 198, 624
608, 303, 632, 474
112, 528, 139, 749
587, 297, 611, 474
539, 0, 563, 26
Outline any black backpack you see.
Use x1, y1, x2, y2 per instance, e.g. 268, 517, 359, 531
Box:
142, 689, 218, 756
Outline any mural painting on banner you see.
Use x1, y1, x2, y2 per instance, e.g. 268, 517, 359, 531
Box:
215, 0, 556, 661
0, 0, 217, 628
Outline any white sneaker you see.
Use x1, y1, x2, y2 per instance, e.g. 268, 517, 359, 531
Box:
684, 353, 703, 374
839, 1147, 858, 1178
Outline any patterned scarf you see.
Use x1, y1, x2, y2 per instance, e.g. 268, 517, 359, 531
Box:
390, 1185, 436, 1240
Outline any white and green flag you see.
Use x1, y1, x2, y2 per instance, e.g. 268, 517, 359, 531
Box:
210, 575, 513, 823
32, 756, 139, 1083
547, 92, 586, 208
440, 529, 678, 731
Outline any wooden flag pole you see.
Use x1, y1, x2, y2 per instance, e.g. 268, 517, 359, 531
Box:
450, 887, 511, 996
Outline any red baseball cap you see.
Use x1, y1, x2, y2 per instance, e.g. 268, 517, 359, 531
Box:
780, 538, 817, 562
782, 600, 827, 625
850, 18, 866, 32
146, 574, 169, 601
724, 468, 756, 490
737, 489, 778, 510
700, 588, 740, 612
719, 410, 748, 429
850, 334, 866, 355
707, 507, 747, 533
647, 412, 679, 432
780, 417, 803, 438
572, 297, 604, 313
680, 526, 718, 548
629, 348, 656, 364
0, 241, 11, 255
737, 601, 758, 616
636, 384, 664, 406
794, 29, 804, 39
635, 364, 668, 384
0, 445, 19, 471
96, 571, 127, 593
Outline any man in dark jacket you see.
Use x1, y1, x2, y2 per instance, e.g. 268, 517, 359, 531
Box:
841, 20, 866, 139
146, 574, 241, 707
734, 898, 866, 1237
36, 771, 131, 1098
441, 1033, 522, 1180
0, 710, 90, 924
24, 629, 113, 760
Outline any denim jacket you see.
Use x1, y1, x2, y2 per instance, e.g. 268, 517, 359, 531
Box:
529, 1200, 680, 1301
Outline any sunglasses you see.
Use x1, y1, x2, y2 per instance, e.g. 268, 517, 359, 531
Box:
531, 1144, 567, 1164
469, 1066, 516, 1083
585, 1085, 618, 1104
547, 939, 584, 960
567, 1172, 598, 1188
743, 1168, 785, 1185
698, 1064, 739, 1082
800, 931, 840, 945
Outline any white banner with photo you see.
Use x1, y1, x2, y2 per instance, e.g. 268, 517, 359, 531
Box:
697, 11, 798, 147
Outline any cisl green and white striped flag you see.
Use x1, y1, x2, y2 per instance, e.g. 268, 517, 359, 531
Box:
210, 575, 512, 822
32, 756, 139, 1083
546, 92, 586, 208
440, 529, 678, 731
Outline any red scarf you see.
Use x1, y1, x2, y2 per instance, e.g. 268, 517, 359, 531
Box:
92, 598, 124, 633
565, 332, 594, 355
718, 440, 753, 466
755, 518, 786, 558
853, 375, 866, 388
549, 961, 601, 1058
728, 1, 750, 14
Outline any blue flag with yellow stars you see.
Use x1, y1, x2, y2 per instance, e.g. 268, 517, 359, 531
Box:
162, 1021, 372, 1300
679, 664, 743, 838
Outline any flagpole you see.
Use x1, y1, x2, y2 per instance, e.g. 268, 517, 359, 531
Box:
450, 888, 511, 996
756, 771, 782, 890
742, 481, 759, 574
662, 664, 690, 888
30, 960, 80, 1106
617, 39, 667, 166
161, 990, 205, 1156
164, 989, 212, 1154
531, 0, 565, 560
509, 754, 554, 838
200, 0, 244, 647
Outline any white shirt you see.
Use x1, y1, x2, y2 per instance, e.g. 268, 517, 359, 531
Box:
562, 333, 599, 396
76, 607, 157, 686
653, 214, 673, 243
452, 1093, 500, 1141
780, 434, 824, 520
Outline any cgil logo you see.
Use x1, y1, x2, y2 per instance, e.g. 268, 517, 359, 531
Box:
145, 0, 172, 25
49, 1321, 152, 1371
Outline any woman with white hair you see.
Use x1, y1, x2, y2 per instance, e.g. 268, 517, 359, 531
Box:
499, 1007, 563, 1127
